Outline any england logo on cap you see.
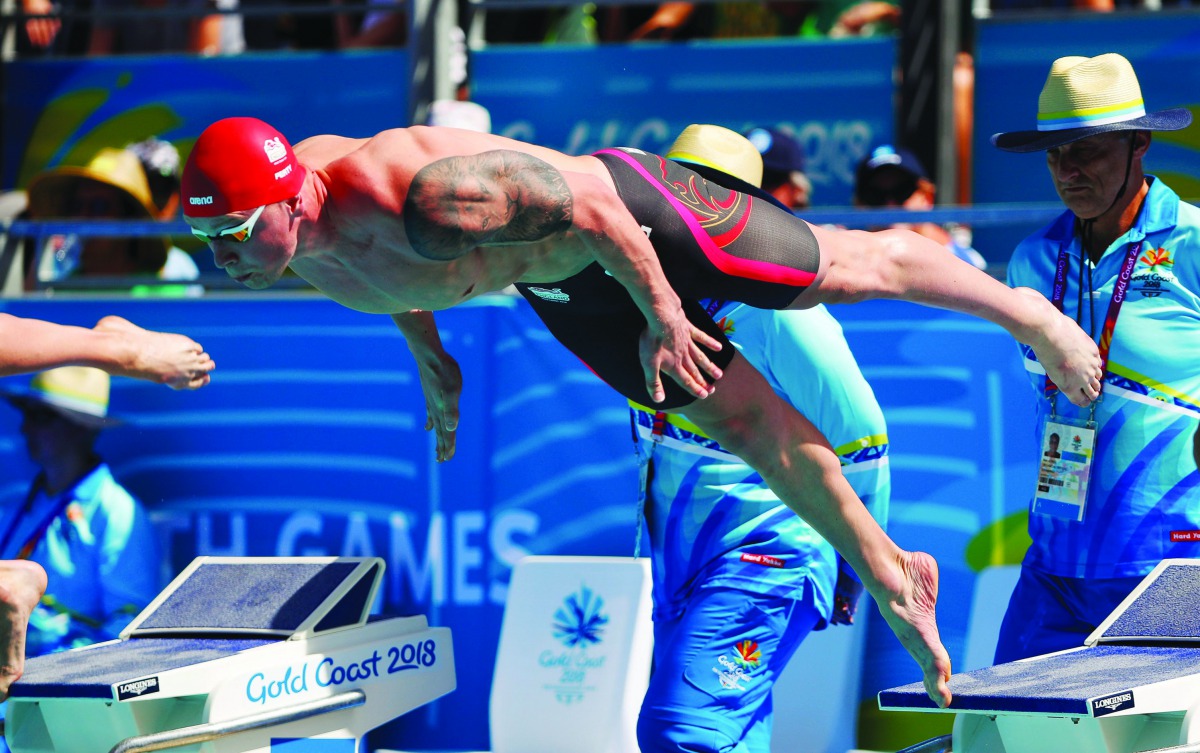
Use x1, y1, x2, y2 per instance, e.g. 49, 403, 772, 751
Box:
264, 137, 288, 164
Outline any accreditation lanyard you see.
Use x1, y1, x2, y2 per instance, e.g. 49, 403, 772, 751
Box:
0, 477, 76, 561
1032, 241, 1140, 522
1043, 241, 1141, 399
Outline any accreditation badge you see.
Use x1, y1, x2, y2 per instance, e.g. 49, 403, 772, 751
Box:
1031, 417, 1097, 522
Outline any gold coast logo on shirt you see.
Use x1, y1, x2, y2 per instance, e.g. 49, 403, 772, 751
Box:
733, 639, 761, 668
1132, 246, 1176, 298
711, 638, 762, 692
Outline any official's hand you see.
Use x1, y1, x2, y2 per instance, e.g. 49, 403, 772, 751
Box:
415, 350, 463, 462
638, 310, 723, 404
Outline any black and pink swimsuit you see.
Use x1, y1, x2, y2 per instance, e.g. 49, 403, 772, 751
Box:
513, 147, 821, 408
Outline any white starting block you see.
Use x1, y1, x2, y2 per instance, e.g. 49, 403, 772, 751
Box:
6, 556, 456, 753
879, 559, 1200, 753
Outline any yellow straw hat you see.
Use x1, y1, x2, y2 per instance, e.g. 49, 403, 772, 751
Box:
26, 148, 170, 271
992, 53, 1192, 153
667, 124, 764, 188
3, 366, 123, 429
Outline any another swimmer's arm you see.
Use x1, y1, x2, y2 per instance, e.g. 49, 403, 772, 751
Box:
0, 314, 213, 389
391, 310, 462, 462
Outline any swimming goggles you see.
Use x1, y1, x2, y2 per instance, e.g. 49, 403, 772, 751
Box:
190, 204, 266, 243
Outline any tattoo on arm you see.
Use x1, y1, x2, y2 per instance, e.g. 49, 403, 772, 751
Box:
403, 150, 574, 260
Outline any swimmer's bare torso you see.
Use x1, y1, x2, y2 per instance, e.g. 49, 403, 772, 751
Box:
284, 127, 623, 314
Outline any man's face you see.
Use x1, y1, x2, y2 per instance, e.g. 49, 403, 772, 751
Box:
186, 203, 293, 289
857, 166, 925, 209
69, 182, 142, 275
18, 405, 84, 467
1045, 132, 1135, 219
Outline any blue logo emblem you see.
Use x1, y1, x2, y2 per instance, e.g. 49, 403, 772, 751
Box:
553, 586, 608, 648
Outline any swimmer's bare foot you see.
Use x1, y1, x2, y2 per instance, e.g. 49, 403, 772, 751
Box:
873, 550, 952, 707
94, 316, 215, 390
0, 560, 47, 701
1013, 287, 1102, 407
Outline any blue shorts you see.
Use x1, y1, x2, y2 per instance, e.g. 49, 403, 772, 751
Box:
993, 566, 1144, 664
637, 585, 821, 753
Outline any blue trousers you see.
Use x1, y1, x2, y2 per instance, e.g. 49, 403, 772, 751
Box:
637, 585, 821, 753
993, 566, 1144, 664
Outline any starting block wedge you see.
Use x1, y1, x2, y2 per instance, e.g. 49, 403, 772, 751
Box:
6, 557, 456, 753
879, 559, 1200, 753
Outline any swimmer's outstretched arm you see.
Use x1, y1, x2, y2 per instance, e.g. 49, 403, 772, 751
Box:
391, 310, 462, 462
0, 314, 214, 389
801, 225, 1103, 407
401, 149, 723, 406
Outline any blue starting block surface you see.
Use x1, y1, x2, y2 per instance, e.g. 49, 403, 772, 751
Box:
125, 557, 381, 638
1092, 560, 1200, 644
11, 557, 385, 701
880, 560, 1200, 717
10, 637, 276, 699
134, 561, 367, 633
878, 644, 1200, 714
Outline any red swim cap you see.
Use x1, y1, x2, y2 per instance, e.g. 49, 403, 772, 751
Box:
182, 117, 306, 217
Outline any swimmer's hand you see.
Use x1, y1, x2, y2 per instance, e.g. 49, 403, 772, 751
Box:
392, 311, 461, 462
415, 349, 462, 463
639, 309, 723, 404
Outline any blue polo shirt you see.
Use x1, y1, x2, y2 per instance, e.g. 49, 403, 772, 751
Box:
1007, 177, 1200, 579
0, 463, 160, 655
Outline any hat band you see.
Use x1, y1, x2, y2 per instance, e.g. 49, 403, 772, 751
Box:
1037, 99, 1146, 132
667, 150, 729, 172
32, 389, 106, 417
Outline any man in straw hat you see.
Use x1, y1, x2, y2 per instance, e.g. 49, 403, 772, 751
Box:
26, 148, 172, 282
1, 368, 159, 660
631, 124, 887, 751
181, 115, 1110, 707
991, 53, 1200, 664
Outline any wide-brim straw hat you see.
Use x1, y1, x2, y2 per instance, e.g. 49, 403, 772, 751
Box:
26, 148, 170, 270
668, 124, 764, 188
666, 124, 791, 212
3, 366, 123, 430
992, 53, 1192, 153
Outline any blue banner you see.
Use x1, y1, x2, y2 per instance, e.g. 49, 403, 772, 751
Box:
0, 294, 1041, 749
472, 38, 897, 205
0, 295, 635, 750
3, 51, 410, 190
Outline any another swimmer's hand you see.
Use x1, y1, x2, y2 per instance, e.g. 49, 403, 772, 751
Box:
415, 349, 463, 463
638, 312, 723, 404
1012, 288, 1102, 407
